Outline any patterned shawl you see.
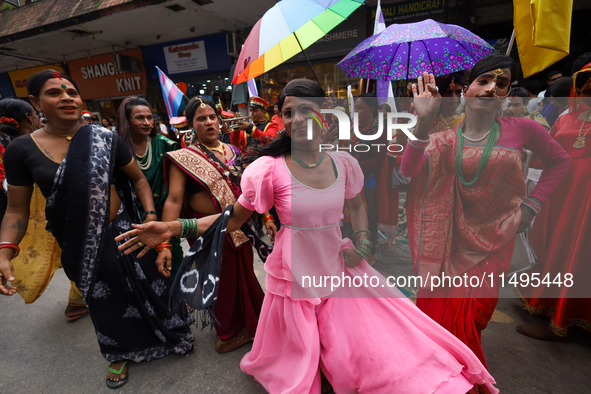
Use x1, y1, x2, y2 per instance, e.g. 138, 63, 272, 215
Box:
170, 206, 271, 327
45, 124, 137, 303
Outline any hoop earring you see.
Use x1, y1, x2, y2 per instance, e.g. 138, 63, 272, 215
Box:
39, 111, 47, 124
495, 95, 510, 115
455, 91, 465, 116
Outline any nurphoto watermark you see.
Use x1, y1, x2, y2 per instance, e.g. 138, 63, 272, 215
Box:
308, 109, 418, 153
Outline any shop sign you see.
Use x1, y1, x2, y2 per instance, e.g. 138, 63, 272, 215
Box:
8, 64, 64, 98
370, 0, 446, 24
288, 6, 367, 62
164, 40, 208, 74
142, 33, 231, 79
67, 49, 147, 100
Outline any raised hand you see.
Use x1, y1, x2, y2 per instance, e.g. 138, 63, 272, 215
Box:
411, 72, 442, 121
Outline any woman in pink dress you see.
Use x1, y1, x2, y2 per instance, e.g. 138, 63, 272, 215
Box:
117, 79, 498, 394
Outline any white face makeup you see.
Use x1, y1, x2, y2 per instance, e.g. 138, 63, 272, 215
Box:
464, 68, 511, 114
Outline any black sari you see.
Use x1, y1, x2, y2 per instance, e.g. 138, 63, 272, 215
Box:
45, 124, 194, 362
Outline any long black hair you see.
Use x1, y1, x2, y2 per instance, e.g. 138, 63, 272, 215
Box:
468, 55, 517, 86
241, 79, 326, 165
27, 69, 79, 98
0, 98, 34, 138
117, 96, 158, 155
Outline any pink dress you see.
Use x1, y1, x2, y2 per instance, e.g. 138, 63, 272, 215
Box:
238, 151, 498, 394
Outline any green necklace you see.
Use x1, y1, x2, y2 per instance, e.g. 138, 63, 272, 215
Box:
455, 121, 499, 186
292, 150, 325, 168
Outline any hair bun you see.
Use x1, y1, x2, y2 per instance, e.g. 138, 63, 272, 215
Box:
0, 117, 19, 128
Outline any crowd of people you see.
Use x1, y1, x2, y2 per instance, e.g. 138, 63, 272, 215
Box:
0, 51, 588, 393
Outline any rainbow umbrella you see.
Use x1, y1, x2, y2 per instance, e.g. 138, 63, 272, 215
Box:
232, 0, 364, 85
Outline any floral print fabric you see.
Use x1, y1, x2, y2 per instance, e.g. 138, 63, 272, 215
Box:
338, 19, 493, 80
90, 206, 195, 363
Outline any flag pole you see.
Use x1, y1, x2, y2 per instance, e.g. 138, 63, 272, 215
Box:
506, 29, 516, 56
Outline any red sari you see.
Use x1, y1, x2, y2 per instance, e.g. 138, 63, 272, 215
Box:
520, 109, 591, 336
165, 145, 264, 341
403, 117, 571, 379
406, 130, 524, 369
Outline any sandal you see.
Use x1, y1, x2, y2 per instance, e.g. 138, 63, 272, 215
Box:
515, 324, 567, 341
215, 328, 253, 353
64, 305, 90, 322
106, 361, 129, 389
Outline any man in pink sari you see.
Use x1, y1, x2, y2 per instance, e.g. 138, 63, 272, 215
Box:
402, 55, 571, 384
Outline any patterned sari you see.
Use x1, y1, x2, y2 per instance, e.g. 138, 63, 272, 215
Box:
407, 130, 525, 370
45, 124, 194, 362
165, 143, 264, 342
520, 108, 591, 336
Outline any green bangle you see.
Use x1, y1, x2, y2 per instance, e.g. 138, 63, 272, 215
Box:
355, 239, 372, 248
176, 218, 198, 238
188, 218, 199, 238
176, 218, 186, 238
354, 247, 371, 260
356, 239, 373, 248
357, 245, 372, 254
353, 229, 371, 239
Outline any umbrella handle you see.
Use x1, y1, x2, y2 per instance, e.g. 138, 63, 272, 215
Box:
294, 34, 322, 87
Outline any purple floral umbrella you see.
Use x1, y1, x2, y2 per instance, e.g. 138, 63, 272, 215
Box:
337, 19, 494, 81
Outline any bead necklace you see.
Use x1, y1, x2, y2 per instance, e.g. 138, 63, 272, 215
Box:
292, 149, 325, 168
43, 126, 77, 141
573, 110, 591, 149
462, 129, 491, 142
455, 121, 499, 186
137, 136, 152, 171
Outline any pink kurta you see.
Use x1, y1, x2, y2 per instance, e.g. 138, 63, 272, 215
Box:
238, 152, 498, 394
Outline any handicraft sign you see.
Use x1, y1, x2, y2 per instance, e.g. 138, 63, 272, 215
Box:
164, 41, 209, 74
370, 0, 446, 24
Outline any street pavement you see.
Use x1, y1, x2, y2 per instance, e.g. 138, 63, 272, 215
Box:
1, 236, 590, 393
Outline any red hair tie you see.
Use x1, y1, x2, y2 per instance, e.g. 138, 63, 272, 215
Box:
0, 117, 19, 128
